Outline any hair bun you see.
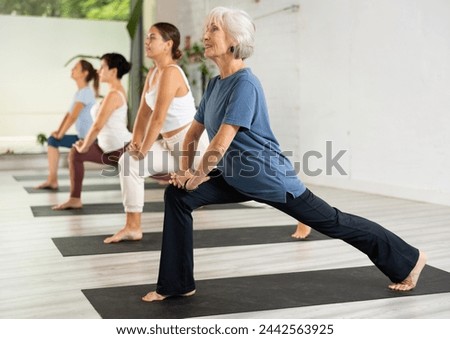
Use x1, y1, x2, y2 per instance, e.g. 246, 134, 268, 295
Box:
124, 61, 132, 74
174, 49, 182, 60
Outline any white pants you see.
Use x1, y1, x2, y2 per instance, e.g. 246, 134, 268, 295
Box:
119, 124, 208, 212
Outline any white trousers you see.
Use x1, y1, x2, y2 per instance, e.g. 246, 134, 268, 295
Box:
119, 124, 208, 213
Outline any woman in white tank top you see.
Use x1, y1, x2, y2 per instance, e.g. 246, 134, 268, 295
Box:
53, 53, 132, 210
104, 23, 208, 243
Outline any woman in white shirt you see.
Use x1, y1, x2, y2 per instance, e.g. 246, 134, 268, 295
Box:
104, 23, 207, 243
53, 53, 132, 210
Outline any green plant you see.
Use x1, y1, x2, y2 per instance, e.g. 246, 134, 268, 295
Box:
36, 133, 48, 146
0, 0, 130, 21
126, 0, 143, 39
179, 41, 214, 94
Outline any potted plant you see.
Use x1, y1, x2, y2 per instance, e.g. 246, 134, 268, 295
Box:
179, 36, 215, 104
36, 133, 47, 146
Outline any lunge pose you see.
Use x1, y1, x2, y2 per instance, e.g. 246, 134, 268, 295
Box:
142, 7, 426, 302
53, 53, 132, 210
104, 23, 207, 243
36, 60, 98, 190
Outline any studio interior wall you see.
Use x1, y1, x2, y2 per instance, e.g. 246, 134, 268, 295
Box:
0, 15, 130, 147
154, 0, 450, 206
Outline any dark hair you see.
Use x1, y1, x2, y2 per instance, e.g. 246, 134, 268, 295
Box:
153, 22, 182, 60
79, 59, 99, 97
100, 53, 132, 79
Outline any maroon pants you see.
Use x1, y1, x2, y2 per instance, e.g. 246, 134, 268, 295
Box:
69, 143, 126, 198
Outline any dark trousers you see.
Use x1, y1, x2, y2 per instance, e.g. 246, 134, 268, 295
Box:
69, 143, 126, 198
156, 170, 419, 296
47, 135, 79, 148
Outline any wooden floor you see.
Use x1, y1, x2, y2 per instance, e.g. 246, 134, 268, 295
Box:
1, 167, 450, 319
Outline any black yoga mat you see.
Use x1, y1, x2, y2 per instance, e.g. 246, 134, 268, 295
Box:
82, 265, 450, 319
24, 182, 165, 193
13, 172, 107, 181
52, 225, 329, 257
31, 201, 258, 217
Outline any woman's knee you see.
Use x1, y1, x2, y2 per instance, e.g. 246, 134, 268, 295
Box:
164, 185, 189, 207
164, 185, 205, 213
164, 185, 181, 200
47, 136, 60, 148
119, 153, 143, 177
66, 148, 79, 171
68, 147, 77, 160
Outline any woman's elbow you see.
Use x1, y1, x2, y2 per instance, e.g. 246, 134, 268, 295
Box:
189, 124, 206, 140
139, 108, 151, 120
151, 117, 165, 129
210, 141, 228, 156
185, 129, 199, 142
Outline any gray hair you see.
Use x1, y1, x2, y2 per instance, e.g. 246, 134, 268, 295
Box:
205, 7, 255, 60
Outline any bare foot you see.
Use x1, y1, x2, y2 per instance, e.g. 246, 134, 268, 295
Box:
142, 291, 167, 302
388, 251, 427, 291
142, 290, 196, 303
103, 227, 143, 244
291, 223, 312, 239
35, 181, 58, 190
52, 198, 82, 210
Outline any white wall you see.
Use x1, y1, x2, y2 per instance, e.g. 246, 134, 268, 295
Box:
0, 15, 130, 146
297, 0, 450, 206
154, 0, 450, 206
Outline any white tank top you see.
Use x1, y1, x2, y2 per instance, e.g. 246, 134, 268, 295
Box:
144, 65, 196, 133
91, 91, 131, 153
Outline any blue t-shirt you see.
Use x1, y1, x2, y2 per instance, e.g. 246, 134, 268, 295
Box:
70, 87, 95, 139
194, 68, 305, 203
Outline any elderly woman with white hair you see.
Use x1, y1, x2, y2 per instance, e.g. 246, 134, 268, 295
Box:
142, 6, 426, 302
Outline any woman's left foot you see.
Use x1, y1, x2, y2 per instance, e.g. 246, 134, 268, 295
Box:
291, 223, 312, 239
52, 198, 82, 210
35, 181, 58, 190
104, 228, 143, 243
388, 251, 427, 291
142, 290, 196, 303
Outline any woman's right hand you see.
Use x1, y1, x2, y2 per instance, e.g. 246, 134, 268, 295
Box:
169, 170, 193, 189
127, 142, 142, 159
74, 140, 89, 153
51, 131, 61, 140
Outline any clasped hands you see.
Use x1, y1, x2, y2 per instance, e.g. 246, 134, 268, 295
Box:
51, 131, 62, 140
127, 142, 145, 160
169, 169, 210, 192
74, 140, 88, 153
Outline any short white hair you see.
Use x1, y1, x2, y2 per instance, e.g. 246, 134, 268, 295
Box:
205, 7, 255, 60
